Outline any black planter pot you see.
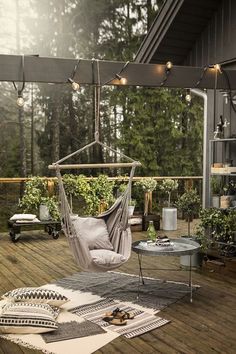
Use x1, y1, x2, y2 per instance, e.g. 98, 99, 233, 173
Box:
142, 214, 160, 231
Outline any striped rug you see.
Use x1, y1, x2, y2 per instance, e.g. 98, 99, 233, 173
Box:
70, 298, 170, 338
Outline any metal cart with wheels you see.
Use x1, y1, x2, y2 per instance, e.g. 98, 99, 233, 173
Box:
7, 220, 61, 242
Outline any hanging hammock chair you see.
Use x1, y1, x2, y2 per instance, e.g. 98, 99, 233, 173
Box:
49, 59, 141, 272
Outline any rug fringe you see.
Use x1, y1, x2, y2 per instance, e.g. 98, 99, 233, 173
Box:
0, 334, 55, 354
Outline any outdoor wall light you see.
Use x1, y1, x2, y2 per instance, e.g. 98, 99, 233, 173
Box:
16, 93, 24, 107
68, 78, 80, 91
185, 89, 191, 103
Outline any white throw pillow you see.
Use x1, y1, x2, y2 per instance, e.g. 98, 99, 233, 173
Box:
2, 288, 69, 307
10, 214, 37, 221
90, 249, 126, 266
0, 302, 58, 334
72, 217, 113, 251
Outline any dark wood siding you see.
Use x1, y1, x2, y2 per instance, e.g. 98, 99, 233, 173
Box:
185, 0, 236, 68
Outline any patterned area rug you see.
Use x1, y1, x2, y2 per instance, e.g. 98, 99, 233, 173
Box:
42, 320, 106, 343
56, 271, 197, 310
69, 298, 169, 338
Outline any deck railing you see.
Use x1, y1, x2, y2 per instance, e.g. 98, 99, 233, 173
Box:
0, 176, 202, 232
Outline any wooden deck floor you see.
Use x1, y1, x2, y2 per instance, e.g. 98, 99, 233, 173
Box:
0, 220, 236, 354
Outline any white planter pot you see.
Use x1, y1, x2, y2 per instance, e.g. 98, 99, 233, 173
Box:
128, 205, 135, 217
162, 207, 177, 231
212, 195, 220, 208
180, 253, 203, 268
39, 204, 50, 221
180, 236, 202, 268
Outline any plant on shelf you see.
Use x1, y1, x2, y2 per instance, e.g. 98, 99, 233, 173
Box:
19, 176, 60, 220
211, 176, 222, 196
175, 189, 201, 237
223, 180, 236, 196
159, 178, 178, 207
135, 177, 157, 215
196, 207, 236, 251
210, 176, 222, 208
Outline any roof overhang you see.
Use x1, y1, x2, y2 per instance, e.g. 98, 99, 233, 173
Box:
135, 0, 222, 65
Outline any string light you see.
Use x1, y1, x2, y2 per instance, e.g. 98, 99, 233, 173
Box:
13, 55, 25, 107
214, 63, 222, 73
166, 61, 173, 71
16, 93, 24, 107
115, 73, 127, 85
68, 78, 80, 91
185, 89, 191, 103
160, 61, 173, 86
68, 59, 80, 91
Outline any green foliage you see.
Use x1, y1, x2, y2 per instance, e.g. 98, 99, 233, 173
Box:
135, 178, 157, 192
159, 178, 178, 207
175, 189, 201, 216
210, 176, 222, 195
90, 175, 115, 214
0, 1, 203, 182
222, 180, 236, 196
197, 208, 236, 245
19, 177, 60, 220
129, 199, 136, 206
63, 174, 115, 216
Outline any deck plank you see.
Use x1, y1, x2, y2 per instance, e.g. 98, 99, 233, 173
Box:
0, 221, 236, 354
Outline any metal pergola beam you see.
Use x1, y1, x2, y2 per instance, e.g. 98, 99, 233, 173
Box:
1, 54, 236, 89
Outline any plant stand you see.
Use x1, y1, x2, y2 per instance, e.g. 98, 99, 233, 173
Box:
162, 207, 177, 231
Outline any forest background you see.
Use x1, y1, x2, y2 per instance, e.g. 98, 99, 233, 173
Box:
0, 0, 203, 178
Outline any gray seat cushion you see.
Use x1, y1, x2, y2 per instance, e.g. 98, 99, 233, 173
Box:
71, 216, 113, 251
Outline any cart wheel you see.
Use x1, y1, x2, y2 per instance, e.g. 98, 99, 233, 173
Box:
10, 231, 20, 243
52, 231, 59, 239
47, 227, 53, 235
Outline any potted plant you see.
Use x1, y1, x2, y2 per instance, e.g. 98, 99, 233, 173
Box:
210, 176, 222, 208
128, 199, 136, 217
175, 189, 201, 237
175, 189, 202, 267
135, 177, 159, 231
197, 207, 236, 245
220, 180, 236, 208
159, 178, 178, 230
135, 177, 157, 216
63, 174, 115, 216
19, 177, 60, 221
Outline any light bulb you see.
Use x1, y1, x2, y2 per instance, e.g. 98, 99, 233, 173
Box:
68, 78, 80, 91
115, 74, 127, 85
166, 61, 173, 70
71, 81, 80, 91
214, 63, 222, 73
17, 96, 24, 107
185, 93, 191, 103
120, 77, 127, 85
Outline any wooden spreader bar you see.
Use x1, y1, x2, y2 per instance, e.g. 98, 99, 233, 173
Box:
48, 162, 141, 170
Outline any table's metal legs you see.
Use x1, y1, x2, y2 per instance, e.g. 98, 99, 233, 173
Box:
188, 255, 193, 303
137, 253, 144, 300
136, 252, 194, 303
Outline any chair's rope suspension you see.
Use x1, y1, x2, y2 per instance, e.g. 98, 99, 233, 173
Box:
50, 58, 141, 169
